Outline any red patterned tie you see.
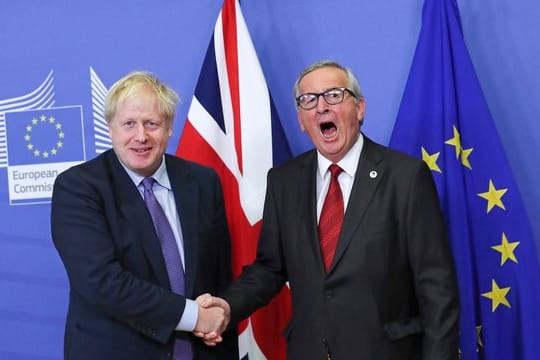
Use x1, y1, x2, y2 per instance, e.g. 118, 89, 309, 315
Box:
319, 164, 344, 272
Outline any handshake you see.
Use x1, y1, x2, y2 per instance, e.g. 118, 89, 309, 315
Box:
193, 294, 230, 346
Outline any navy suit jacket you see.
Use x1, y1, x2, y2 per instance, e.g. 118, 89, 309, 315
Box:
221, 136, 459, 360
51, 150, 238, 360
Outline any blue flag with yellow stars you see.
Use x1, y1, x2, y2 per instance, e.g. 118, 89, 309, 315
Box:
389, 0, 540, 358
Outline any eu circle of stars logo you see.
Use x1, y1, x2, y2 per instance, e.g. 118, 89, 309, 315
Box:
24, 114, 64, 159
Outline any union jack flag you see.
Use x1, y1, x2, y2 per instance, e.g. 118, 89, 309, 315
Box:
177, 0, 292, 358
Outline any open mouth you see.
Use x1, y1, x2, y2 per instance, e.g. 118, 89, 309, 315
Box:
320, 121, 338, 138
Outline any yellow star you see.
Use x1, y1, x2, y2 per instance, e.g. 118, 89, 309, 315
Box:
40, 114, 46, 122
482, 279, 511, 312
422, 147, 442, 173
24, 134, 31, 141
491, 232, 519, 266
32, 118, 38, 125
477, 179, 507, 213
461, 147, 473, 169
476, 325, 483, 351
445, 125, 461, 159
49, 116, 56, 123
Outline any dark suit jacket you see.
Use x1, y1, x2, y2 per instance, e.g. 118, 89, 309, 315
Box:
221, 136, 459, 360
51, 150, 238, 360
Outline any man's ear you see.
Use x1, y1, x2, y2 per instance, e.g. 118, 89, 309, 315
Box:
298, 115, 306, 132
356, 99, 366, 124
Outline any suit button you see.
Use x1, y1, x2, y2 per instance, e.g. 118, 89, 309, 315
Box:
325, 290, 333, 298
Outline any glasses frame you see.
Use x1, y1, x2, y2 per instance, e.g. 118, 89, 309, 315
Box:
296, 87, 357, 110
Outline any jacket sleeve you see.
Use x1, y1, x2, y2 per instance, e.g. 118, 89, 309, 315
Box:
221, 168, 288, 326
405, 161, 460, 359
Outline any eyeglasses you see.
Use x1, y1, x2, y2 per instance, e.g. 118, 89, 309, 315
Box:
296, 87, 357, 110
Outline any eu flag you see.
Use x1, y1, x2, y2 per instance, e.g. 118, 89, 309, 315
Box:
389, 0, 540, 358
5, 106, 85, 166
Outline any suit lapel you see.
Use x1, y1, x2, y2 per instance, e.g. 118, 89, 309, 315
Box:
329, 137, 384, 273
292, 152, 324, 272
308, 155, 322, 269
166, 156, 199, 297
108, 151, 171, 288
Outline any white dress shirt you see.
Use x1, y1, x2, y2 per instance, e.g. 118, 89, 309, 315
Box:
316, 133, 364, 222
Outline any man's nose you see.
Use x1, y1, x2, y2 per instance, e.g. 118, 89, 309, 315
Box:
316, 94, 330, 113
135, 123, 148, 141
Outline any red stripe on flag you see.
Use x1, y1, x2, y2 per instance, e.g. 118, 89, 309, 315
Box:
250, 287, 291, 359
222, 0, 243, 174
178, 121, 258, 276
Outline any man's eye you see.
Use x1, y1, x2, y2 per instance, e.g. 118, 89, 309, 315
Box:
326, 91, 340, 99
145, 121, 159, 129
123, 121, 135, 128
303, 96, 316, 105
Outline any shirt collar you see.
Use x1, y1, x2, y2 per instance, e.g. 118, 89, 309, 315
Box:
317, 133, 364, 178
121, 155, 172, 190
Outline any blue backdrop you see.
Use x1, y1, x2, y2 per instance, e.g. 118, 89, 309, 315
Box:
1, 1, 538, 358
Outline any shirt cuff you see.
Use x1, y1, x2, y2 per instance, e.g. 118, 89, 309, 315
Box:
176, 299, 198, 332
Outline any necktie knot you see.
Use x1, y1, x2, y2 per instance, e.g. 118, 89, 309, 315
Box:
142, 176, 155, 193
329, 164, 343, 179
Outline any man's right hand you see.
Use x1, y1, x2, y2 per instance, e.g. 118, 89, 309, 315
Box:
193, 294, 231, 346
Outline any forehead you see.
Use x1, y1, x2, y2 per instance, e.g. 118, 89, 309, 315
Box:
299, 67, 348, 92
117, 91, 158, 111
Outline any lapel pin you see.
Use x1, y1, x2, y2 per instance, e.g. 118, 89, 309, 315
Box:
369, 170, 378, 178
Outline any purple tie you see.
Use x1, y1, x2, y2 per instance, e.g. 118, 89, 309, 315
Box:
142, 177, 192, 360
